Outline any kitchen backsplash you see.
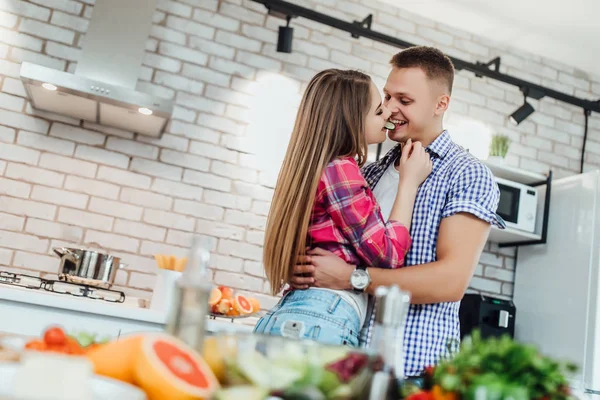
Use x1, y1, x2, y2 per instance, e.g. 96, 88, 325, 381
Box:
0, 0, 598, 308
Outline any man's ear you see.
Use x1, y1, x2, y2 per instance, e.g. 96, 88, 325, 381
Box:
434, 94, 450, 116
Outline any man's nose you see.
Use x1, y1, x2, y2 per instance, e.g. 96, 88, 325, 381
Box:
384, 98, 400, 113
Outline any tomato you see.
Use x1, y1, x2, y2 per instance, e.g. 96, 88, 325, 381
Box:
24, 339, 47, 351
407, 391, 434, 400
43, 326, 67, 346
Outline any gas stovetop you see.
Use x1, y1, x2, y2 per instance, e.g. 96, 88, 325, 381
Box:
0, 271, 125, 303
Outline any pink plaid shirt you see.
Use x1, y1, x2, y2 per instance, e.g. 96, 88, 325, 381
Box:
308, 157, 411, 268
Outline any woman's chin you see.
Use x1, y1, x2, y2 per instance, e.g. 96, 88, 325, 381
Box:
368, 132, 387, 145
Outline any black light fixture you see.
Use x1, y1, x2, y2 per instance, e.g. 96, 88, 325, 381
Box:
509, 100, 535, 125
277, 16, 293, 53
508, 87, 545, 125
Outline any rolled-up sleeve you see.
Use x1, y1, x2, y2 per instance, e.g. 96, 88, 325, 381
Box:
323, 159, 411, 269
442, 162, 506, 228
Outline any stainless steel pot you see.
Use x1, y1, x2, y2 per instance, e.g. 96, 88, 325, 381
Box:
53, 247, 125, 288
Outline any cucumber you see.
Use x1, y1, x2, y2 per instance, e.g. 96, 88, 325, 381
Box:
384, 121, 395, 130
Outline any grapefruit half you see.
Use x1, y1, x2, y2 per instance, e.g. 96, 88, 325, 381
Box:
134, 334, 219, 400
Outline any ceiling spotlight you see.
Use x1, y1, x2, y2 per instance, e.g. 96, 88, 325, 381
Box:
42, 83, 57, 91
138, 107, 153, 115
509, 101, 534, 125
277, 16, 293, 53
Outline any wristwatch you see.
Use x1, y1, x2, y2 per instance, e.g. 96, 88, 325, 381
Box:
350, 265, 371, 292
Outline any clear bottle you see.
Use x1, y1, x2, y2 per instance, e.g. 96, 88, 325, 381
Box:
166, 236, 213, 355
367, 285, 411, 400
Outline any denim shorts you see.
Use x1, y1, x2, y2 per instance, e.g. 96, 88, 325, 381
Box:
253, 289, 361, 347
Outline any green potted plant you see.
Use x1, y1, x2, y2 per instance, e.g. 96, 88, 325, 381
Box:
488, 134, 511, 164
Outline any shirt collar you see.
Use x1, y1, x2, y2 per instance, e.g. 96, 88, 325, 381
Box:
383, 130, 453, 165
426, 130, 453, 159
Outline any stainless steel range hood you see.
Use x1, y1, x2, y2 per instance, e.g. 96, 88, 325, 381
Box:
20, 0, 173, 137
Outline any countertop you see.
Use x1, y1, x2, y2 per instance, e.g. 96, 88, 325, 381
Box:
0, 285, 255, 332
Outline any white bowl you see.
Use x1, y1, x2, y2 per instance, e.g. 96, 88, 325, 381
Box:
0, 363, 147, 400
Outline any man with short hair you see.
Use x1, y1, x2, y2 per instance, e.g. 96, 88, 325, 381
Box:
292, 46, 505, 377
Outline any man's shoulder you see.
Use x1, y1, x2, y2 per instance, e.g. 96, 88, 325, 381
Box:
444, 145, 494, 182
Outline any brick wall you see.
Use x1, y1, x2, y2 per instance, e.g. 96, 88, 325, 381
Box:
0, 0, 599, 308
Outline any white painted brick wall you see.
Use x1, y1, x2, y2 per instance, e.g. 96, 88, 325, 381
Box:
19, 19, 75, 44
97, 166, 152, 189
120, 188, 173, 211
0, 0, 598, 303
0, 109, 49, 133
13, 252, 59, 274
17, 130, 75, 156
143, 209, 195, 232
57, 208, 114, 231
64, 176, 120, 200
89, 197, 143, 222
113, 219, 167, 242
0, 26, 44, 51
84, 230, 140, 253
0, 143, 40, 165
31, 185, 88, 209
25, 218, 83, 242
0, 212, 25, 232
0, 177, 30, 198
49, 123, 106, 145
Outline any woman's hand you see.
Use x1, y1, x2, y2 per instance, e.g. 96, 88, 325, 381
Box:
290, 248, 354, 290
399, 139, 433, 188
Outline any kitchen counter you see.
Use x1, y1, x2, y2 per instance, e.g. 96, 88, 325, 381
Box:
0, 285, 166, 324
0, 284, 254, 338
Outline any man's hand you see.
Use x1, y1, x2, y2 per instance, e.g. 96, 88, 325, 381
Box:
290, 248, 354, 290
309, 248, 354, 290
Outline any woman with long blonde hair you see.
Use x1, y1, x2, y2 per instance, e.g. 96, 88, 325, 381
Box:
254, 69, 432, 346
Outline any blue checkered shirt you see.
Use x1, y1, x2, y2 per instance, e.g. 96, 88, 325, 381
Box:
359, 130, 505, 376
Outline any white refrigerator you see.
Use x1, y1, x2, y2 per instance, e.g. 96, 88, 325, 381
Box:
514, 170, 600, 395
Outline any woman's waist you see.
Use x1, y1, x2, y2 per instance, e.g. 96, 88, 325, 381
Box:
280, 288, 364, 324
304, 236, 360, 265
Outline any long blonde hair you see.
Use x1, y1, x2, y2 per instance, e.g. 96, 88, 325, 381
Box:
264, 69, 373, 295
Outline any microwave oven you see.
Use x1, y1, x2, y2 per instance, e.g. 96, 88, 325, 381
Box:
495, 177, 538, 233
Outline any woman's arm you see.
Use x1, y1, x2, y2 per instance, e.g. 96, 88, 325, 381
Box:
322, 158, 410, 269
388, 139, 432, 228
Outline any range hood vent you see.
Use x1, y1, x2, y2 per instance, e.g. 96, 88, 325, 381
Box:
20, 0, 173, 138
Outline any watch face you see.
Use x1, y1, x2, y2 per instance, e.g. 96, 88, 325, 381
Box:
351, 269, 369, 290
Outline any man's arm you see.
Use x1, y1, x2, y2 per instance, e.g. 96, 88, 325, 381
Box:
292, 212, 490, 304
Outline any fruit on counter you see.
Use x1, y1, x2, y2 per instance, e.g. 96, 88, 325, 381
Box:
209, 285, 261, 317
44, 326, 67, 346
87, 333, 219, 400
86, 335, 143, 384
209, 287, 222, 306
250, 297, 261, 313
24, 326, 87, 355
233, 294, 253, 315
218, 285, 233, 300
134, 333, 219, 400
216, 298, 232, 315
